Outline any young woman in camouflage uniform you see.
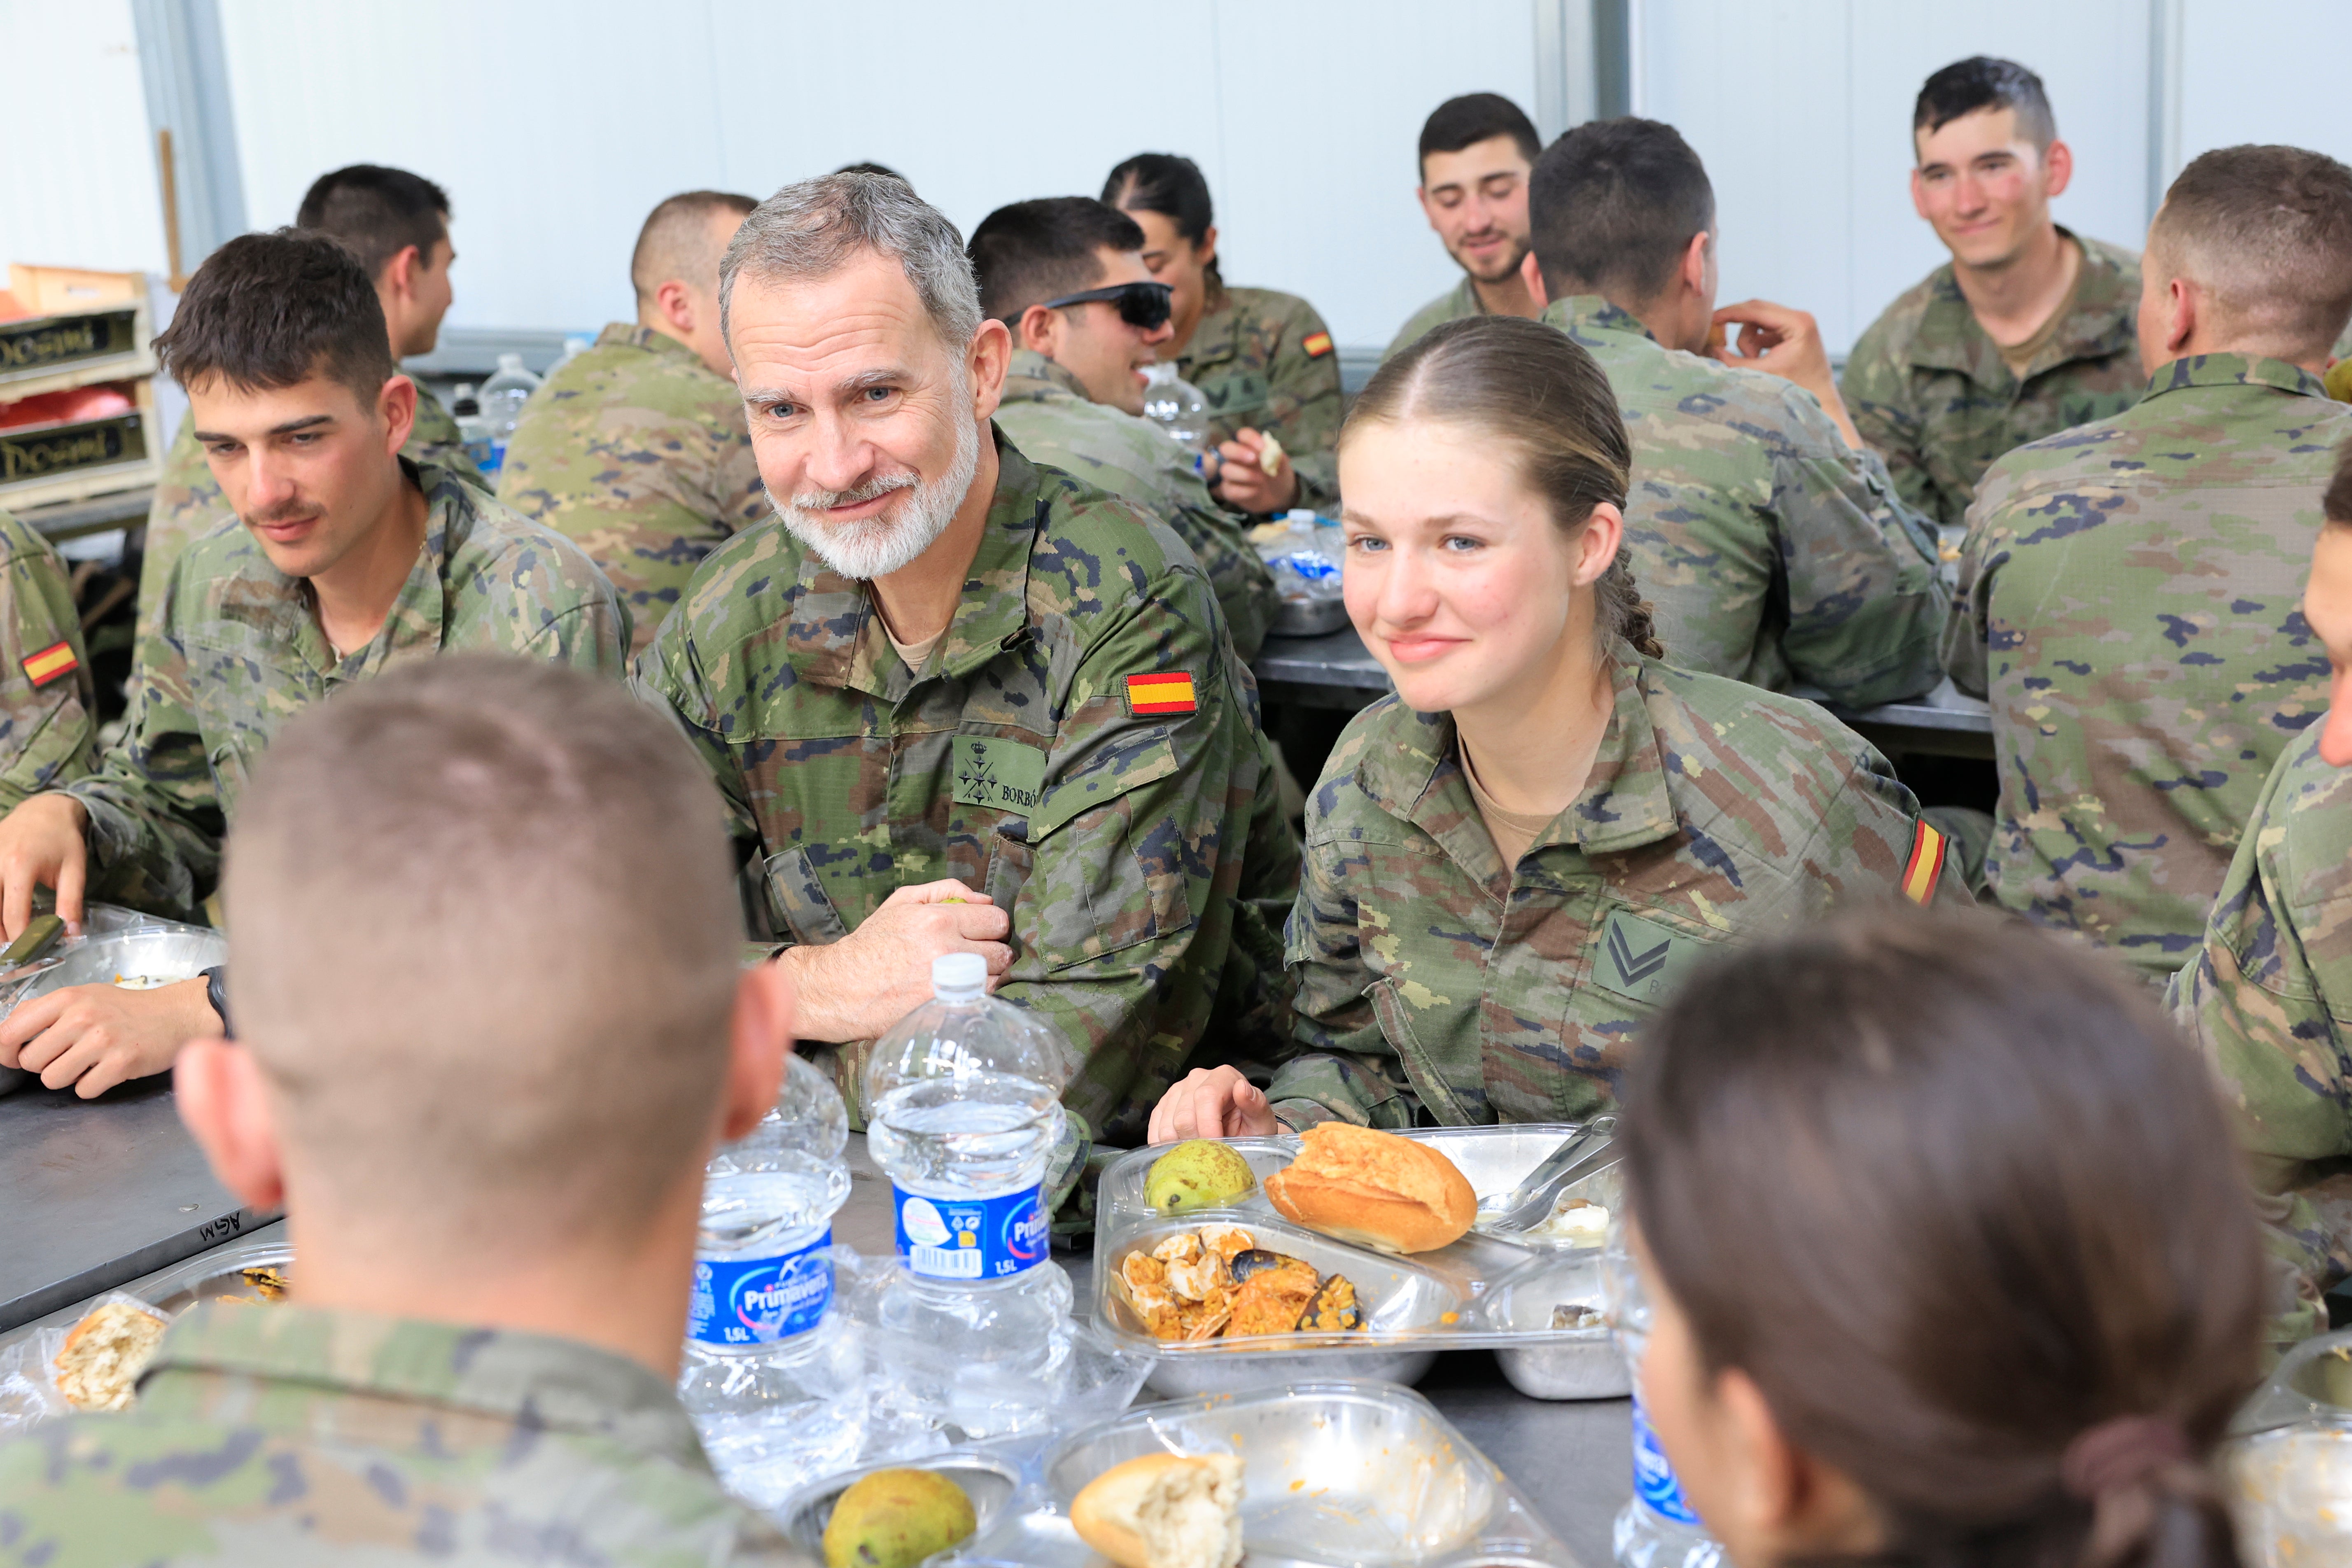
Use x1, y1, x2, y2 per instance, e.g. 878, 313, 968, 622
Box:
1150, 316, 1964, 1140
1104, 153, 1343, 515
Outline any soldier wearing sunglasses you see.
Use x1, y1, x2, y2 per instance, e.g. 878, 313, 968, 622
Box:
970, 197, 1277, 657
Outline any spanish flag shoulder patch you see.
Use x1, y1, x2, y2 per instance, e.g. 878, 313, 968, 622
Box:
1124, 670, 1198, 718
20, 640, 77, 689
1900, 818, 1948, 906
1300, 330, 1334, 359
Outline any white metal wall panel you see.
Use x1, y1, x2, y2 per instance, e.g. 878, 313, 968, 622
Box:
0, 0, 172, 277
2174, 1, 2352, 182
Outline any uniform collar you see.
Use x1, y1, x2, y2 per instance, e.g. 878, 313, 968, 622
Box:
782, 427, 1044, 698
145, 1301, 707, 1468
1356, 646, 1684, 886
1540, 295, 1658, 345
1003, 348, 1090, 404
1907, 226, 2137, 386
2138, 351, 2329, 403
595, 320, 703, 366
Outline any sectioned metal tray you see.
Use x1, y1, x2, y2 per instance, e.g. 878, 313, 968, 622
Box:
1092, 1127, 1629, 1400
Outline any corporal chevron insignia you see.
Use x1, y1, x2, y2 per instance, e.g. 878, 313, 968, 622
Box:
1594, 908, 1715, 1004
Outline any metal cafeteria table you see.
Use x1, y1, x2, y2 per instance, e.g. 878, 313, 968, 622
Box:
0, 1118, 1635, 1567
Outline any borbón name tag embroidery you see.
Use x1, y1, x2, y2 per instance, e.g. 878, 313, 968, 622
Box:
952, 735, 1047, 813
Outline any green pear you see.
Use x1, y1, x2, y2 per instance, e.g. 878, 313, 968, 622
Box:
1146, 1139, 1258, 1214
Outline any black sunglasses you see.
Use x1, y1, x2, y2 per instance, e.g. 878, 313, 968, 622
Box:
1037, 280, 1173, 331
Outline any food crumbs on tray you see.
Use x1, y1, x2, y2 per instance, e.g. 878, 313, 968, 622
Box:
1439, 1311, 1460, 1325
1290, 1479, 1306, 1491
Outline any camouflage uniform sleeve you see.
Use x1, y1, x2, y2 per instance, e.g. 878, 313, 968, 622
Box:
516, 592, 632, 678
630, 628, 764, 849
2171, 741, 2352, 1350
1941, 475, 2009, 697
1764, 388, 1948, 705
1166, 464, 1276, 662
1839, 314, 1941, 525
1267, 299, 1344, 514
135, 418, 228, 651
1812, 730, 1976, 908
0, 529, 98, 812
60, 562, 225, 919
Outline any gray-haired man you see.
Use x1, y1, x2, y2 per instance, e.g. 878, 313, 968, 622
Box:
632, 173, 1295, 1148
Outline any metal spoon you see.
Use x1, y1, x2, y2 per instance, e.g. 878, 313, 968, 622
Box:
1476, 1115, 1619, 1234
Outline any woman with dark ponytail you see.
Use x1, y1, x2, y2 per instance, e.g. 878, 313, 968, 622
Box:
1149, 316, 1968, 1139
1103, 152, 1343, 517
1620, 906, 2261, 1568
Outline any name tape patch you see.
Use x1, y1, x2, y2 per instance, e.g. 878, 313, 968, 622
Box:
952, 735, 1047, 814
1301, 330, 1334, 359
1124, 671, 1197, 717
20, 640, 76, 689
1592, 909, 1714, 1006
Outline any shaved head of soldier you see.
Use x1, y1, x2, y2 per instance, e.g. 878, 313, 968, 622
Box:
632, 189, 758, 377
194, 656, 777, 1269
2141, 145, 2352, 376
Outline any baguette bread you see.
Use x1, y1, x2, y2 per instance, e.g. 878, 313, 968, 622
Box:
1264, 1123, 1476, 1253
1069, 1452, 1244, 1568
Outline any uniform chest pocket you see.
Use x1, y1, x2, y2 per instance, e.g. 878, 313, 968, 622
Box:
1205, 370, 1269, 418
1017, 735, 1191, 971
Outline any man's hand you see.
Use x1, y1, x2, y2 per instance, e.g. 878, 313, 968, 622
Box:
1, 975, 219, 1099
1709, 299, 1866, 450
1149, 1064, 1279, 1143
0, 793, 90, 939
1209, 428, 1302, 516
781, 879, 1013, 1042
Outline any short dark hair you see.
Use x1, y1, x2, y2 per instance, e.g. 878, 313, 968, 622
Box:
630, 189, 757, 300
966, 197, 1147, 324
1103, 153, 1214, 247
1418, 93, 1540, 174
1913, 56, 2056, 151
2154, 144, 2352, 361
1528, 117, 1715, 306
153, 228, 396, 405
294, 164, 451, 280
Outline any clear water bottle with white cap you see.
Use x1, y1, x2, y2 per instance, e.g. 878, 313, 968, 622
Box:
1603, 1215, 1725, 1568
475, 352, 542, 479
677, 1051, 866, 1507
864, 952, 1072, 1439
1139, 361, 1211, 454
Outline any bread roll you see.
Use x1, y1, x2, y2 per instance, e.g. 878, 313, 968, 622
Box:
54, 1300, 168, 1412
1264, 1123, 1475, 1253
1070, 1452, 1244, 1568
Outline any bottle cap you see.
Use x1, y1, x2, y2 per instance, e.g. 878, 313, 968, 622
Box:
932, 952, 987, 992
1285, 509, 1318, 526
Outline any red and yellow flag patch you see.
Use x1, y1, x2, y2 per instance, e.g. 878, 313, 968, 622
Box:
1300, 330, 1334, 359
1124, 671, 1197, 717
20, 640, 76, 689
1900, 819, 1948, 906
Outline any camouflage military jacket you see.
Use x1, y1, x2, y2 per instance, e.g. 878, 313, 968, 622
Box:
1383, 276, 1482, 362
995, 349, 1275, 660
498, 323, 767, 654
1539, 296, 1947, 703
636, 433, 1277, 1137
2172, 727, 2352, 1349
0, 511, 96, 812
1176, 284, 1344, 513
1268, 646, 1966, 1128
1946, 353, 2349, 980
138, 378, 481, 650
0, 1302, 816, 1566
1843, 230, 2144, 529
74, 462, 627, 918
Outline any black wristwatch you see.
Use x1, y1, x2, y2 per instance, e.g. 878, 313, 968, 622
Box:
200, 964, 231, 1038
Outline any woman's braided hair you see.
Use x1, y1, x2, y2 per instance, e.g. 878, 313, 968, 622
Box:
1341, 314, 1663, 659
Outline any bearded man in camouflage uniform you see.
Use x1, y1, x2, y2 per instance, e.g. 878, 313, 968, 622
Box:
1521, 118, 1948, 705
140, 165, 481, 650
0, 233, 624, 1101
968, 195, 1274, 658
636, 174, 1290, 1154
1948, 144, 2352, 984
499, 190, 770, 653
0, 658, 817, 1565
1843, 58, 2145, 530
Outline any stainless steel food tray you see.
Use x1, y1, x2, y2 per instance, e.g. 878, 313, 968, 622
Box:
0, 915, 225, 1097
1092, 1127, 1625, 1399
780, 1382, 1585, 1566
137, 1237, 293, 1315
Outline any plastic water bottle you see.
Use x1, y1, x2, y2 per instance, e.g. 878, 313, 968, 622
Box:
1140, 361, 1211, 453
678, 1052, 867, 1508
864, 953, 1071, 1440
451, 383, 495, 475
1603, 1220, 1724, 1568
545, 334, 593, 378
475, 353, 542, 479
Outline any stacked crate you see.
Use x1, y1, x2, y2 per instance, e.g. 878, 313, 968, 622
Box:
0, 266, 161, 513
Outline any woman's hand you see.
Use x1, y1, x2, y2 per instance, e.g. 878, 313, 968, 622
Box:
1148, 1064, 1280, 1143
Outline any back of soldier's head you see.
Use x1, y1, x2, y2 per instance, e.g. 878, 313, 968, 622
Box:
1530, 118, 1715, 306
223, 656, 743, 1251
153, 229, 395, 406
1912, 57, 2055, 154
2151, 145, 2352, 364
631, 189, 758, 301
1418, 93, 1541, 175
295, 163, 450, 280
967, 197, 1146, 324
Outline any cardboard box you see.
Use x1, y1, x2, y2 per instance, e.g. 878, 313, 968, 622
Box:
0, 266, 157, 400
7, 265, 145, 315
0, 377, 160, 511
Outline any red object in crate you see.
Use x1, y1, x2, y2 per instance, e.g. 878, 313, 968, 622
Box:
0, 383, 137, 432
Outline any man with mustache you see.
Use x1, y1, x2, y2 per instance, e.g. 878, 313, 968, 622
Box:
1384, 93, 1545, 362
635, 173, 1288, 1160
0, 230, 625, 1098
